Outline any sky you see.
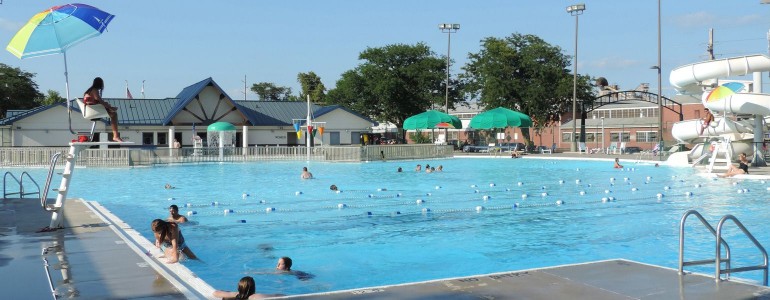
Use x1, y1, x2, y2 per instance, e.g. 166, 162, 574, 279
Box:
1, 0, 770, 101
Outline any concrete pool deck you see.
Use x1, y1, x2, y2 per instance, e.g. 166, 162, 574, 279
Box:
3, 152, 770, 299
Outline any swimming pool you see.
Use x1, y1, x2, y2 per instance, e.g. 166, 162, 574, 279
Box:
30, 157, 770, 295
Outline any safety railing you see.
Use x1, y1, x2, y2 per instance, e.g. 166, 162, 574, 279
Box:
3, 171, 40, 200
716, 215, 768, 285
41, 153, 62, 211
679, 210, 768, 285
0, 144, 455, 167
679, 210, 731, 276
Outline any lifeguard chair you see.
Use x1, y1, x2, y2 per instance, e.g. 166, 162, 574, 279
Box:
192, 135, 203, 156
74, 98, 110, 141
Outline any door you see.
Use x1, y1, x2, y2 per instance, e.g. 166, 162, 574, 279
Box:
329, 132, 340, 145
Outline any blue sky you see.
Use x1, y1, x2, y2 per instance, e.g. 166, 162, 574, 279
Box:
2, 0, 770, 100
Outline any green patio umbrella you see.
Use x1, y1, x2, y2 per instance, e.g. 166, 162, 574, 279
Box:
469, 107, 532, 129
403, 110, 462, 130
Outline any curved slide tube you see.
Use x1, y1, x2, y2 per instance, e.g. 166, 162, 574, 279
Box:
671, 117, 753, 144
704, 92, 770, 116
670, 55, 770, 93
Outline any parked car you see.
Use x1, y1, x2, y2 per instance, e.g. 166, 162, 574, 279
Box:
499, 143, 526, 152
623, 146, 642, 154
462, 144, 488, 153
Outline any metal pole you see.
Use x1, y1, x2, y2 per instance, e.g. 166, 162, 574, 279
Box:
566, 4, 586, 151
446, 30, 451, 113
306, 94, 311, 161
657, 0, 663, 161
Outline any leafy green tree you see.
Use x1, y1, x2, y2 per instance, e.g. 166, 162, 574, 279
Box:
36, 89, 65, 106
0, 63, 43, 118
250, 82, 294, 101
326, 43, 453, 130
297, 71, 326, 103
461, 33, 595, 144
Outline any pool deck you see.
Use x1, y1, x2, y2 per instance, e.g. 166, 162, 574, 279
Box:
3, 152, 770, 299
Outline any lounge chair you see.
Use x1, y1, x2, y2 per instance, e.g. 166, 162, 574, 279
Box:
606, 142, 617, 154
578, 142, 588, 154
619, 142, 627, 154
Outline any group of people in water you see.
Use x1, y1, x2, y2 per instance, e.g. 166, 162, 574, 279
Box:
155, 193, 313, 298
414, 164, 443, 173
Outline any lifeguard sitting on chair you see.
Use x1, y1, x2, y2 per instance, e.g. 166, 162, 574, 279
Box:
82, 77, 122, 142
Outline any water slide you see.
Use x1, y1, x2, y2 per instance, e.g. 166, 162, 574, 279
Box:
670, 55, 770, 142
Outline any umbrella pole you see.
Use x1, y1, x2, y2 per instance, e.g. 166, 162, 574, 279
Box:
64, 52, 76, 134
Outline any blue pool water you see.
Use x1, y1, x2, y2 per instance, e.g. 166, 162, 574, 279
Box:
22, 158, 770, 295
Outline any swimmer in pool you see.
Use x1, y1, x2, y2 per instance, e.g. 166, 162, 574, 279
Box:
276, 256, 315, 281
301, 167, 313, 179
212, 276, 284, 299
151, 219, 196, 264
167, 204, 188, 223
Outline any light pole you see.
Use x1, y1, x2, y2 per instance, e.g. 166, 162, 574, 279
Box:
439, 23, 460, 113
567, 4, 585, 152
656, 0, 663, 160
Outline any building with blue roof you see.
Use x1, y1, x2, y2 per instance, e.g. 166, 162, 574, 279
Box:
0, 78, 377, 147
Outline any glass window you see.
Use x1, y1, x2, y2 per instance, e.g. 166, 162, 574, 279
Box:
585, 133, 595, 142
157, 132, 168, 146
562, 132, 571, 142
621, 132, 630, 142
142, 132, 154, 145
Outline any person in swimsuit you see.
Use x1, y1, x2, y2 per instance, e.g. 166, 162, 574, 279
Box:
720, 153, 750, 177
151, 219, 196, 263
613, 158, 623, 169
301, 167, 313, 179
83, 77, 123, 142
212, 276, 284, 299
276, 256, 315, 281
167, 205, 188, 223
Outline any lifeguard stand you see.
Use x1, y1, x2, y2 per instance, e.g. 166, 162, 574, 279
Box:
192, 135, 203, 156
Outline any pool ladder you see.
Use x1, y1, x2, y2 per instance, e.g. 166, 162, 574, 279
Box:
679, 210, 768, 285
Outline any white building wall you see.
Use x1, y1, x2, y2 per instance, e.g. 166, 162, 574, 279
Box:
5, 93, 374, 147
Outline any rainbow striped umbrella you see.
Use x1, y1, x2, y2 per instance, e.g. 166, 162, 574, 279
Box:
7, 3, 114, 59
6, 3, 114, 133
706, 82, 744, 102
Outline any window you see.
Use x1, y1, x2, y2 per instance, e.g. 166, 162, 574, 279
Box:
561, 132, 572, 142
157, 132, 168, 146
636, 131, 658, 142
142, 132, 154, 145
585, 132, 595, 142
610, 132, 630, 142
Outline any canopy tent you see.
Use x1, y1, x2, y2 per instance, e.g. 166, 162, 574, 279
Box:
403, 110, 462, 130
469, 107, 532, 129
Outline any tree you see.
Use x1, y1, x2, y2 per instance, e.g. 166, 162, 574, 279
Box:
36, 89, 65, 106
461, 33, 595, 144
326, 43, 453, 131
297, 71, 326, 103
0, 63, 43, 118
250, 82, 294, 101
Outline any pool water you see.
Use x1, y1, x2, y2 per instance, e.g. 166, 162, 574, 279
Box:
25, 158, 770, 295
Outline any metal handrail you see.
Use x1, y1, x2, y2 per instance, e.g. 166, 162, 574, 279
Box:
679, 210, 731, 277
3, 171, 21, 199
716, 215, 769, 285
41, 153, 62, 211
19, 171, 40, 199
